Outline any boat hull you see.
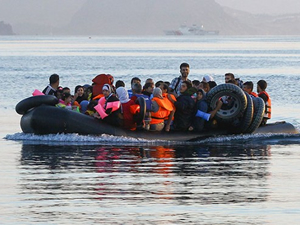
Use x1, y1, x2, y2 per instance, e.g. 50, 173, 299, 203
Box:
20, 105, 298, 142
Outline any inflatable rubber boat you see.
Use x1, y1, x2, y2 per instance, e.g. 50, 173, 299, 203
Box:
16, 84, 298, 142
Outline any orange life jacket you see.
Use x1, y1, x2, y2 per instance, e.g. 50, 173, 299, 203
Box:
250, 92, 258, 97
259, 91, 271, 119
150, 97, 173, 124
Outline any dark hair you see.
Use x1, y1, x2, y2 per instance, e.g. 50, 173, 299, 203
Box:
87, 86, 93, 93
192, 80, 200, 86
243, 81, 254, 91
62, 87, 70, 93
164, 81, 170, 86
227, 79, 238, 85
49, 74, 59, 84
257, 80, 267, 90
161, 82, 169, 92
155, 80, 164, 87
131, 77, 141, 84
74, 85, 83, 94
57, 86, 63, 93
201, 81, 209, 89
197, 89, 205, 95
225, 73, 235, 79
132, 82, 142, 93
62, 93, 71, 100
143, 82, 153, 90
182, 80, 192, 89
116, 80, 125, 88
145, 78, 154, 84
208, 81, 217, 89
180, 62, 190, 69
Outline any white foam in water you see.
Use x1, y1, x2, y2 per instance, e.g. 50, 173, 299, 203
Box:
195, 132, 300, 145
4, 132, 173, 146
5, 132, 299, 146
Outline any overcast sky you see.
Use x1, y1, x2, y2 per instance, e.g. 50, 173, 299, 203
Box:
215, 0, 300, 14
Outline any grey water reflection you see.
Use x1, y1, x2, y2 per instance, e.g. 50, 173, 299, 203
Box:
20, 144, 271, 207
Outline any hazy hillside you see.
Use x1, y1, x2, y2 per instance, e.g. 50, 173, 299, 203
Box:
65, 0, 248, 35
0, 21, 14, 35
0, 0, 86, 34
1, 0, 299, 35
215, 0, 300, 15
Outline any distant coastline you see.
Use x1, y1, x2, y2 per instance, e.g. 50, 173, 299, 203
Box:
0, 21, 15, 35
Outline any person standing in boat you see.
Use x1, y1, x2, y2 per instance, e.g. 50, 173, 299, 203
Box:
94, 84, 122, 127
169, 62, 191, 97
257, 80, 271, 126
42, 73, 59, 96
225, 72, 243, 88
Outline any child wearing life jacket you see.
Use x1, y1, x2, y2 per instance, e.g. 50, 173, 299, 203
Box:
56, 93, 73, 110
257, 80, 271, 126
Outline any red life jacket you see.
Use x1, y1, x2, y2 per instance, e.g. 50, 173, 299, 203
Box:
121, 100, 136, 130
92, 74, 113, 97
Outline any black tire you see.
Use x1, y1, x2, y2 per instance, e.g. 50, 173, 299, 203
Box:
231, 92, 254, 134
16, 95, 58, 115
133, 97, 146, 125
245, 97, 265, 133
206, 83, 247, 123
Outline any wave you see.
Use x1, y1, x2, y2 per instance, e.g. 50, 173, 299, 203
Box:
5, 132, 300, 146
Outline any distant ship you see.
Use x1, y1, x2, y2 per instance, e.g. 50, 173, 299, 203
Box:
164, 24, 219, 36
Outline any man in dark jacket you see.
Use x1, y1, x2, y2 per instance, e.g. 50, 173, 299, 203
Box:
168, 81, 196, 131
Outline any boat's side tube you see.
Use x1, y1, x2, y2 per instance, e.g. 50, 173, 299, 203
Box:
16, 95, 58, 115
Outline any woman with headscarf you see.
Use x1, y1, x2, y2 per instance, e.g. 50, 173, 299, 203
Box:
94, 84, 121, 127
150, 88, 174, 131
116, 86, 137, 130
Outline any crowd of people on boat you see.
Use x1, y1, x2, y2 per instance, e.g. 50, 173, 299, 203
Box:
41, 62, 271, 132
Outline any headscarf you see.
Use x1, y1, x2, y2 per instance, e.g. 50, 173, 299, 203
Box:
202, 75, 214, 82
116, 87, 130, 103
153, 87, 163, 99
197, 88, 207, 100
102, 84, 112, 93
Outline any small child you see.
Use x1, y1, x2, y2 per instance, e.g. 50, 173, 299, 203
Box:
56, 93, 73, 110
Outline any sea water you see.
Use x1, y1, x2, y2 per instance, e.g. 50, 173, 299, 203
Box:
1, 35, 300, 224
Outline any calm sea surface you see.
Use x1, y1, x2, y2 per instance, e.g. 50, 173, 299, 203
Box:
1, 35, 300, 224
